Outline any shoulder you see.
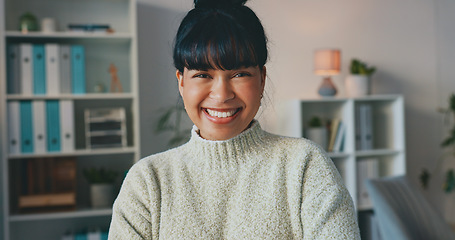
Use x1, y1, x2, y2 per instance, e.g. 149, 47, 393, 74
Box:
261, 131, 327, 158
133, 143, 189, 171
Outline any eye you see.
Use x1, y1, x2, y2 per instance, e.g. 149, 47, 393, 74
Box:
233, 72, 252, 78
192, 73, 211, 79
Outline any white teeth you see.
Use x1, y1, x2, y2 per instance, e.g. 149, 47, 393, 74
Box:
206, 109, 237, 118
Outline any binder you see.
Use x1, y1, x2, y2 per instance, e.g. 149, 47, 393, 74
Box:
46, 100, 61, 152
20, 44, 33, 95
7, 44, 21, 94
364, 104, 373, 149
60, 45, 72, 93
7, 101, 21, 154
45, 44, 61, 95
333, 121, 345, 152
33, 44, 46, 95
20, 100, 34, 153
33, 100, 47, 153
71, 45, 86, 94
359, 104, 373, 150
60, 100, 75, 152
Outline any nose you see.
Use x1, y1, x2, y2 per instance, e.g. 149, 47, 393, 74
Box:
209, 78, 235, 103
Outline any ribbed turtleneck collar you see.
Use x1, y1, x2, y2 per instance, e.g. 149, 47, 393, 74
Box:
186, 120, 266, 165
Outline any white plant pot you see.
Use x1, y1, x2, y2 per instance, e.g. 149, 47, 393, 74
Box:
90, 184, 114, 209
345, 75, 371, 97
305, 127, 328, 150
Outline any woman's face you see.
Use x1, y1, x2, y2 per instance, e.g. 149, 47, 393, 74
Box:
177, 66, 266, 141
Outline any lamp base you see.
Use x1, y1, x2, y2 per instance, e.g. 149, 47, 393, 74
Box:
318, 77, 337, 97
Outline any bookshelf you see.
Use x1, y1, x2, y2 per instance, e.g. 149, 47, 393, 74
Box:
0, 0, 140, 239
274, 95, 406, 211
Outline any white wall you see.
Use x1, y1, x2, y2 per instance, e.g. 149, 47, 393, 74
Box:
137, 0, 455, 222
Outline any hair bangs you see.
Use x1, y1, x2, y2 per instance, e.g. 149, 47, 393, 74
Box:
177, 17, 260, 72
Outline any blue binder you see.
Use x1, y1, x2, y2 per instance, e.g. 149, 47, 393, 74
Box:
7, 44, 21, 94
20, 100, 34, 153
33, 44, 46, 95
71, 45, 86, 94
46, 100, 61, 152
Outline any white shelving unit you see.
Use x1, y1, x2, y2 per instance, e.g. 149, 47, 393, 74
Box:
0, 0, 140, 239
274, 95, 406, 210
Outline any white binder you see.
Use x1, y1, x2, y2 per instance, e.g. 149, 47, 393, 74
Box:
60, 45, 72, 93
20, 44, 33, 95
7, 101, 21, 154
60, 100, 75, 152
45, 44, 61, 95
33, 100, 47, 153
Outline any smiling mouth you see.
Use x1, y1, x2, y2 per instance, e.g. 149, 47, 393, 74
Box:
204, 108, 241, 118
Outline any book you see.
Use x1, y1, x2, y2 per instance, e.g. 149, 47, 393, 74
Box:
7, 44, 21, 94
60, 45, 72, 93
7, 101, 21, 154
20, 100, 34, 153
45, 44, 61, 95
20, 44, 33, 95
328, 118, 340, 152
71, 45, 86, 94
333, 121, 345, 152
46, 100, 61, 152
33, 44, 46, 95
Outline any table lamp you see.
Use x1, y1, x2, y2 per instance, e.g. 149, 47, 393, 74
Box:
314, 49, 341, 97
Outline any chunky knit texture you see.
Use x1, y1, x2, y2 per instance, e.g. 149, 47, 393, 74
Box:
108, 121, 360, 239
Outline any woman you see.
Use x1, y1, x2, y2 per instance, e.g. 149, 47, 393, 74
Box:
109, 0, 360, 239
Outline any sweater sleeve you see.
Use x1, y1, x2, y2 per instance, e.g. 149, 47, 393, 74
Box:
108, 161, 158, 240
300, 149, 360, 239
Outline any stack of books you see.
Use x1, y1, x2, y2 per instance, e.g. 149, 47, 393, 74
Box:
327, 118, 346, 152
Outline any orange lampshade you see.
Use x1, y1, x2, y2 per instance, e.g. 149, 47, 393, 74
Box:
314, 49, 341, 76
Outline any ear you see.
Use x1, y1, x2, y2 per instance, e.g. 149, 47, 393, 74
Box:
176, 70, 184, 97
260, 66, 267, 92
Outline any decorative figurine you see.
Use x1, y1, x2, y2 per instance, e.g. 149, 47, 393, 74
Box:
109, 63, 123, 93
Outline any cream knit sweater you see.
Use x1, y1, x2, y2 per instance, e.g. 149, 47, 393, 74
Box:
108, 121, 360, 239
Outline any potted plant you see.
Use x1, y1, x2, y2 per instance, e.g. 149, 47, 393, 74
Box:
83, 167, 118, 209
420, 94, 455, 223
154, 101, 191, 148
305, 116, 328, 150
345, 59, 376, 97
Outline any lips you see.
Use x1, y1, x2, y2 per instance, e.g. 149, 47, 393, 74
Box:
203, 107, 241, 121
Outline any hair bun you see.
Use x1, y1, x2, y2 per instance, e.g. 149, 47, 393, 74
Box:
194, 0, 247, 9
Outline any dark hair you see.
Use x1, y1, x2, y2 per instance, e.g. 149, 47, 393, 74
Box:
173, 0, 268, 72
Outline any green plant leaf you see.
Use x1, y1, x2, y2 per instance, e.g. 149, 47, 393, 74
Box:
308, 116, 323, 127
450, 94, 455, 112
443, 169, 455, 193
420, 168, 431, 189
441, 127, 455, 147
83, 167, 118, 184
155, 107, 175, 133
349, 58, 375, 76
